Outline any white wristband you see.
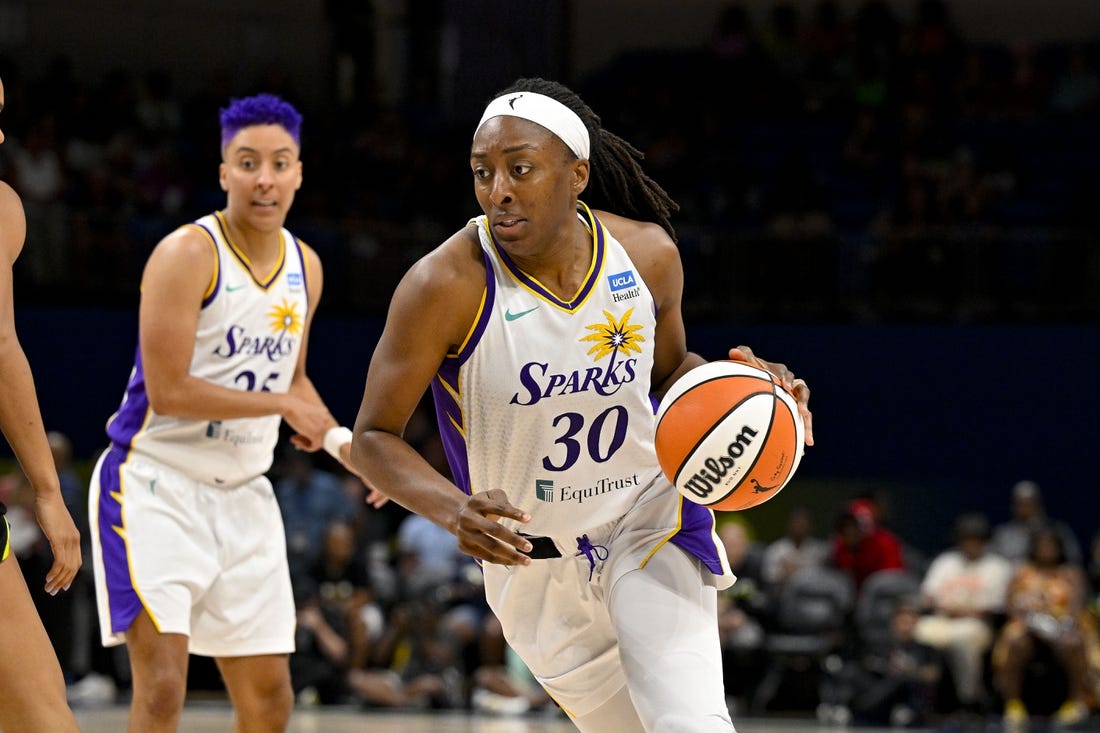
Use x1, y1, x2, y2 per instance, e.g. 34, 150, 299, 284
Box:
323, 426, 353, 462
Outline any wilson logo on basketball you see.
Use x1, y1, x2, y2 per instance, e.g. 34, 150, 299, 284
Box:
680, 426, 758, 499
655, 360, 805, 511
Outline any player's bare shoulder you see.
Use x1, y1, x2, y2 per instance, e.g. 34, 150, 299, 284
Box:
391, 224, 487, 351
405, 224, 485, 303
591, 209, 677, 267
0, 180, 27, 264
155, 221, 219, 257
141, 221, 219, 291
591, 209, 681, 292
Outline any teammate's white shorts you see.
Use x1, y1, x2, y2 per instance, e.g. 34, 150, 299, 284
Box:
482, 483, 735, 730
89, 446, 295, 657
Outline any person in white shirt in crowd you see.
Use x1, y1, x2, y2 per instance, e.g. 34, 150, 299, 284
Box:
913, 512, 1013, 713
761, 504, 829, 595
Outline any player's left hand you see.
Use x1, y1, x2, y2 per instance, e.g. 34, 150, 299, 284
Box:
729, 345, 814, 446
35, 491, 81, 595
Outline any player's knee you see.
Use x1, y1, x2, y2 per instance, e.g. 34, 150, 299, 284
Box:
245, 678, 294, 727
138, 671, 188, 719
272, 682, 295, 724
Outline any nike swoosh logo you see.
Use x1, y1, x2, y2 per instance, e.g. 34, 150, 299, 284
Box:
226, 283, 247, 292
504, 306, 539, 321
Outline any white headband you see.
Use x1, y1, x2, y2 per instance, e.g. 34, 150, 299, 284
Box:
474, 92, 591, 160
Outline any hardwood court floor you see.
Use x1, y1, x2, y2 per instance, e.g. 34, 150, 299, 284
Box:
71, 702, 951, 733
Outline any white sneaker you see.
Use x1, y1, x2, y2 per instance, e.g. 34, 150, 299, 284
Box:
67, 673, 117, 706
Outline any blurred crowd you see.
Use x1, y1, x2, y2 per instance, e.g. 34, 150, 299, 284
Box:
0, 0, 1098, 322
4, 423, 1100, 727
714, 481, 1100, 729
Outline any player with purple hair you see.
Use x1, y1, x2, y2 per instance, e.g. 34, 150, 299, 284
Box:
219, 93, 302, 151
88, 92, 374, 732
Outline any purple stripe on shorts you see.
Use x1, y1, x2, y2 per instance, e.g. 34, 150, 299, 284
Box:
97, 445, 144, 635
671, 499, 726, 576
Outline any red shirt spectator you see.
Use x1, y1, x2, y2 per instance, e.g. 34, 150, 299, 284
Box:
832, 499, 905, 590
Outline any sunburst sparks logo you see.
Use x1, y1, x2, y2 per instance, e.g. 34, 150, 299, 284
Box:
580, 308, 645, 361
268, 299, 302, 335
509, 307, 644, 406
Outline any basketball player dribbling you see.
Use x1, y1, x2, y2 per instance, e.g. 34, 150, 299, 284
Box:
0, 73, 83, 733
348, 77, 814, 732
87, 93, 372, 733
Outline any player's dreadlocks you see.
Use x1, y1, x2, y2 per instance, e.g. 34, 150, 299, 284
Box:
492, 77, 681, 242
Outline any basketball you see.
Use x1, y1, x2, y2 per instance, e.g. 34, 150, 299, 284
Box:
654, 360, 805, 511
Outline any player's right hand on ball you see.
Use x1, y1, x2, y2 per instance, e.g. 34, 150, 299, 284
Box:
454, 489, 533, 566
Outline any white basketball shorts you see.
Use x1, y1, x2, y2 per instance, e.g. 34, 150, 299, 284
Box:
89, 446, 295, 657
482, 482, 733, 724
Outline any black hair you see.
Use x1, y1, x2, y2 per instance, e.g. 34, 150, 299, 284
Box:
490, 77, 680, 242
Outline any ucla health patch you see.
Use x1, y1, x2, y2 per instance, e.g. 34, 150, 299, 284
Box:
607, 270, 637, 291
287, 272, 303, 291
607, 270, 640, 303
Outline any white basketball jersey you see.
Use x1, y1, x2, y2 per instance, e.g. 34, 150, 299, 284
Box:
106, 211, 309, 487
433, 204, 665, 537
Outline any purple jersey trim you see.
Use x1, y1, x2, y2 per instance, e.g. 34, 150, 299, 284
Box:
489, 203, 604, 311
105, 345, 150, 449
432, 247, 497, 497
214, 211, 285, 289
290, 234, 310, 312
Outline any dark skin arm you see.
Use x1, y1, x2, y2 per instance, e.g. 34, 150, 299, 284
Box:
349, 228, 534, 566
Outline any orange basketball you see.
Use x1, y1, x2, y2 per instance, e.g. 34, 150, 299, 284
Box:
654, 360, 805, 511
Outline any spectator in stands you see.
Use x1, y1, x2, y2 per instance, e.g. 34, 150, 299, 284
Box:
716, 521, 768, 711
275, 448, 359, 576
345, 595, 465, 711
395, 511, 467, 602
306, 521, 376, 672
847, 596, 944, 728
395, 510, 489, 680
1049, 44, 1100, 115
990, 480, 1082, 567
830, 498, 905, 593
7, 113, 68, 288
1088, 528, 1100, 609
761, 504, 829, 596
290, 576, 351, 705
992, 526, 1099, 729
913, 512, 1013, 713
